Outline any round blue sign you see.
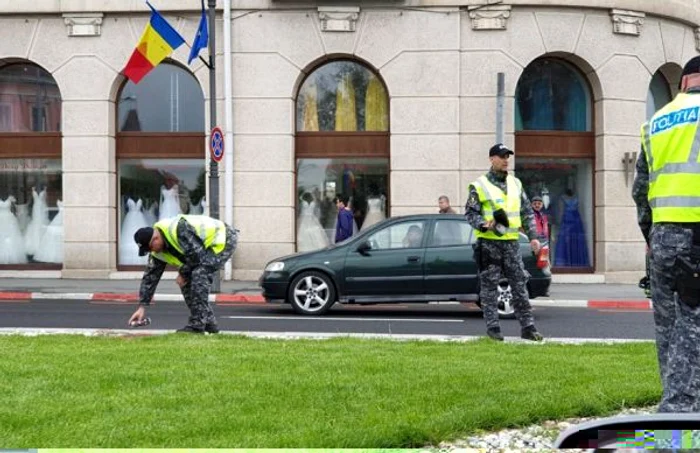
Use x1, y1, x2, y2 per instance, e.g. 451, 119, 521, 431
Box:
210, 127, 224, 162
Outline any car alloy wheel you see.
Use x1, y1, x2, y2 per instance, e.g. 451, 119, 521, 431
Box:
496, 279, 516, 319
288, 271, 336, 315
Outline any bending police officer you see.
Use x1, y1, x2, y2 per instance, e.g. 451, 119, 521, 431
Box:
128, 214, 238, 333
632, 56, 700, 412
465, 144, 543, 342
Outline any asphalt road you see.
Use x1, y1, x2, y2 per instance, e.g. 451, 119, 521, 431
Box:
0, 299, 655, 340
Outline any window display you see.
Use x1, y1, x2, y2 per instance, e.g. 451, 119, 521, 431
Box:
296, 158, 389, 250
296, 60, 389, 132
515, 158, 593, 269
118, 159, 205, 266
515, 59, 591, 132
0, 159, 62, 266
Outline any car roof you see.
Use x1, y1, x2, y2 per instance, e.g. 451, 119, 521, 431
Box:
386, 214, 465, 222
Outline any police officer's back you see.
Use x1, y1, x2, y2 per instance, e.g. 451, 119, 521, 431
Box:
633, 56, 700, 413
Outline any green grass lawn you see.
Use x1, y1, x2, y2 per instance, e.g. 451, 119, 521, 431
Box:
0, 335, 660, 448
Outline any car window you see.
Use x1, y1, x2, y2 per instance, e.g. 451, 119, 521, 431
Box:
367, 221, 426, 250
429, 220, 474, 247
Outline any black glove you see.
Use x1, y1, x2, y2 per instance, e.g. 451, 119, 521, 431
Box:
493, 209, 509, 236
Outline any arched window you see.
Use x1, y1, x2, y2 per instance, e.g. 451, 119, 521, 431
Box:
514, 58, 595, 272
0, 61, 62, 269
647, 70, 673, 120
295, 60, 390, 252
515, 59, 592, 132
116, 62, 206, 268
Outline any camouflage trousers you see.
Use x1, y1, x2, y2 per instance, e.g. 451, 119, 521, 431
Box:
477, 239, 535, 330
180, 227, 238, 329
650, 224, 700, 413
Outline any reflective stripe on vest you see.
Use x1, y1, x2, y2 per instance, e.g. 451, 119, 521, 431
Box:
151, 215, 227, 266
642, 93, 700, 223
472, 174, 522, 241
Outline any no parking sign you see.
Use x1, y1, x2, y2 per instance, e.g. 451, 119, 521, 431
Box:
210, 127, 224, 163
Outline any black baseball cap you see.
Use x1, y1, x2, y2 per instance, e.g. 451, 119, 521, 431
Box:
489, 143, 514, 157
134, 227, 154, 256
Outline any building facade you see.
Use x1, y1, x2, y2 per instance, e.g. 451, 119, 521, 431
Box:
0, 0, 696, 282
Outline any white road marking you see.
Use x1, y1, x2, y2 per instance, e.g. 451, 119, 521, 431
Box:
221, 315, 463, 323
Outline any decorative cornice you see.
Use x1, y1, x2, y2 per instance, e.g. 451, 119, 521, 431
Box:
467, 4, 511, 31
610, 9, 645, 36
318, 6, 360, 33
63, 13, 103, 37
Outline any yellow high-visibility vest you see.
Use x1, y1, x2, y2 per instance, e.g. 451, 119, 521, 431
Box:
151, 215, 227, 267
472, 174, 523, 240
641, 92, 700, 223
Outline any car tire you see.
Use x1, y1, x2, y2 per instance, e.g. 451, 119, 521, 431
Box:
287, 271, 336, 315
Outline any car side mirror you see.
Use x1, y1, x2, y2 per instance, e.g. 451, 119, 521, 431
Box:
356, 241, 372, 255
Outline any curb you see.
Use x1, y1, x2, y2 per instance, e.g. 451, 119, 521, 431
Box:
0, 327, 655, 343
0, 292, 652, 309
0, 292, 266, 304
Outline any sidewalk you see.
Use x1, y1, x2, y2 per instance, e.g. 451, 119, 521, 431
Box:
0, 278, 650, 308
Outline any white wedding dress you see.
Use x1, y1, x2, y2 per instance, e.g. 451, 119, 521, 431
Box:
144, 202, 158, 226
24, 188, 49, 257
15, 203, 30, 234
362, 196, 386, 230
34, 201, 63, 264
297, 200, 330, 252
159, 185, 182, 221
120, 198, 149, 265
188, 201, 203, 215
0, 197, 28, 264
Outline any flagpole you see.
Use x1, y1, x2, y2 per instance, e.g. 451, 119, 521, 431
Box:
207, 0, 221, 293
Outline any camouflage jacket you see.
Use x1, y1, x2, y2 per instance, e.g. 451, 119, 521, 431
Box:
631, 146, 652, 244
138, 218, 212, 305
464, 168, 538, 241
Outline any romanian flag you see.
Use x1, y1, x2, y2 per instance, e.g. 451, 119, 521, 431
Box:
123, 2, 185, 84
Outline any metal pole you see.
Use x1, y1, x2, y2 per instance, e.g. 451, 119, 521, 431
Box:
223, 0, 234, 281
496, 72, 505, 145
207, 0, 221, 293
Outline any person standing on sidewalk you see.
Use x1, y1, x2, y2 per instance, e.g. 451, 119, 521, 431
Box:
531, 196, 549, 242
128, 214, 238, 334
633, 55, 700, 413
465, 144, 543, 342
438, 195, 456, 214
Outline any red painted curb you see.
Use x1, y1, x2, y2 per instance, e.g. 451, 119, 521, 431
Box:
0, 292, 32, 300
588, 300, 651, 310
92, 293, 140, 302
216, 294, 265, 304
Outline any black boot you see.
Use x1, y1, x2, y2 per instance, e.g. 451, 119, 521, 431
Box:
176, 325, 205, 334
486, 327, 504, 341
204, 323, 220, 334
521, 326, 543, 342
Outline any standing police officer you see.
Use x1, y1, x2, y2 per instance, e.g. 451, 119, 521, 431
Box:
633, 56, 700, 412
465, 144, 543, 341
128, 214, 238, 333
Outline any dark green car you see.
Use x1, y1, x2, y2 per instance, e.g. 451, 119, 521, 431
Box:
259, 214, 551, 317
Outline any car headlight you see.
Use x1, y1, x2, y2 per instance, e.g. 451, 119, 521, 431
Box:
265, 262, 285, 272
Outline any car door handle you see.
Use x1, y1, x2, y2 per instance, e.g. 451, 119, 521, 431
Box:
407, 256, 421, 263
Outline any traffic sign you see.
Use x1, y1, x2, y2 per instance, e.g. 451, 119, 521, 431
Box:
210, 126, 224, 163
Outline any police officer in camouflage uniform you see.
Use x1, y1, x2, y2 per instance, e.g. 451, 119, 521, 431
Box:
632, 56, 700, 412
128, 214, 238, 334
465, 144, 543, 342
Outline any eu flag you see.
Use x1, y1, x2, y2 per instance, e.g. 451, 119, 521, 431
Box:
188, 0, 208, 64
